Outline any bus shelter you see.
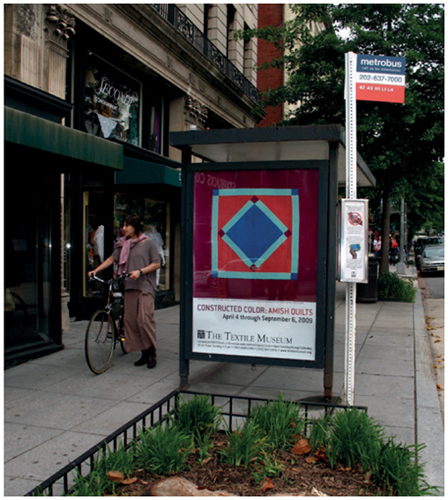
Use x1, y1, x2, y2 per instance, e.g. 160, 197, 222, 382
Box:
170, 125, 375, 398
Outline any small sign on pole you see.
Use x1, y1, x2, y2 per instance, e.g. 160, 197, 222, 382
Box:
339, 199, 369, 283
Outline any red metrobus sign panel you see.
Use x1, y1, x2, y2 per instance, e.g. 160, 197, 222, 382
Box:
356, 55, 406, 104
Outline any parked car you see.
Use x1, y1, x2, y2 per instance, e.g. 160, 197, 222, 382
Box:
413, 237, 428, 257
417, 245, 444, 276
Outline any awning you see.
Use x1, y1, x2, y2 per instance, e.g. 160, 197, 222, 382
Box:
117, 157, 181, 188
4, 106, 123, 170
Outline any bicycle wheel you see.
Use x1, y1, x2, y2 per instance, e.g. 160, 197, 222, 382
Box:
115, 317, 127, 354
85, 310, 116, 374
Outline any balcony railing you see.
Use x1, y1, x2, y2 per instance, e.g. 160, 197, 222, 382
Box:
152, 4, 261, 105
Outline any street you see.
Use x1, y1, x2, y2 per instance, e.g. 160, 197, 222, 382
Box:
419, 275, 444, 419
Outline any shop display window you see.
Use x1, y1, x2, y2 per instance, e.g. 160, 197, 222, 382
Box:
84, 52, 141, 146
83, 191, 108, 297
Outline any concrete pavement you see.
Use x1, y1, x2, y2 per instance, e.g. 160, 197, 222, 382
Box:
4, 266, 444, 496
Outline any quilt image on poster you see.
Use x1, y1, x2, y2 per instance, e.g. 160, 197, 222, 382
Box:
211, 188, 299, 280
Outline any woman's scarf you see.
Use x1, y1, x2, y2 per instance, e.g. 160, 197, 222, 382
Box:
115, 234, 147, 275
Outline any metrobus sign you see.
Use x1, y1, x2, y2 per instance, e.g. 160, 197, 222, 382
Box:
356, 55, 406, 103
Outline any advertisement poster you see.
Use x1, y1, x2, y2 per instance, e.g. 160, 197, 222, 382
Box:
192, 168, 320, 361
340, 199, 368, 283
193, 298, 316, 360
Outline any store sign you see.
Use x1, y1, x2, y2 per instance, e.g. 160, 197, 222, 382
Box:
85, 53, 140, 145
356, 55, 406, 103
193, 168, 320, 362
339, 199, 369, 283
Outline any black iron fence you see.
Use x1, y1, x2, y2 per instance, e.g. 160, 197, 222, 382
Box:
26, 389, 366, 496
152, 4, 260, 105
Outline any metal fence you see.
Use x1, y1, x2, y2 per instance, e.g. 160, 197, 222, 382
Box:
152, 4, 260, 105
26, 390, 367, 496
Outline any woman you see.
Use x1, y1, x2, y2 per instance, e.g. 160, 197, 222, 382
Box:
88, 214, 161, 368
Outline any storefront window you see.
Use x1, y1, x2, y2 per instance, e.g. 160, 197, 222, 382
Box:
4, 171, 54, 353
84, 52, 141, 145
114, 194, 170, 291
84, 191, 108, 297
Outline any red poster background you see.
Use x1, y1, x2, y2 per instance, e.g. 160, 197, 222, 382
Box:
193, 169, 320, 302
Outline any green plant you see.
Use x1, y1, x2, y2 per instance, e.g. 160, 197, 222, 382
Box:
69, 442, 136, 496
220, 421, 266, 468
308, 414, 333, 453
134, 420, 193, 475
324, 408, 384, 470
250, 393, 306, 450
252, 450, 286, 485
378, 272, 416, 302
70, 468, 109, 497
370, 440, 438, 496
174, 394, 222, 439
195, 429, 214, 464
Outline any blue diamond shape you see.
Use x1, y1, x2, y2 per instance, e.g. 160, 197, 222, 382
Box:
221, 200, 288, 269
226, 205, 283, 264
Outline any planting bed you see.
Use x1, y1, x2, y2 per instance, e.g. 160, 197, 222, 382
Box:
110, 430, 384, 496
28, 391, 434, 497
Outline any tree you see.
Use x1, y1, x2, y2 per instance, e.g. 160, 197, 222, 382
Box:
241, 4, 444, 273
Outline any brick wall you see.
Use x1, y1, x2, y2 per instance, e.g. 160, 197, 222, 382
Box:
257, 4, 284, 127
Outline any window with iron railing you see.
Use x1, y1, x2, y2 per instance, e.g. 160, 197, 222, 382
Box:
152, 4, 260, 105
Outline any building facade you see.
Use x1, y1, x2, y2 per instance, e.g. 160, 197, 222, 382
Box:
257, 4, 324, 127
4, 4, 260, 364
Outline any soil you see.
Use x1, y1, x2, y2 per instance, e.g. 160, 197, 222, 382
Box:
112, 432, 386, 497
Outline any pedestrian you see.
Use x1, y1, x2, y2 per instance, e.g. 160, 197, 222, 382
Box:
390, 234, 399, 265
88, 214, 161, 368
373, 234, 382, 258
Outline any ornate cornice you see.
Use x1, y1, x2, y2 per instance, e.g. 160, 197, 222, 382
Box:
44, 4, 76, 43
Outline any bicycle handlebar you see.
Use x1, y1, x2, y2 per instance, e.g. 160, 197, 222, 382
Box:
88, 273, 131, 285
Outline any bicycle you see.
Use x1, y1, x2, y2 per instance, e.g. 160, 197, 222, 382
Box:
85, 274, 130, 374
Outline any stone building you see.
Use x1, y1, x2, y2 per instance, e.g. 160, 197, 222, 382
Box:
4, 4, 260, 364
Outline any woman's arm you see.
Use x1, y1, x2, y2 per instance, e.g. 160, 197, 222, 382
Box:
129, 261, 161, 281
88, 255, 115, 278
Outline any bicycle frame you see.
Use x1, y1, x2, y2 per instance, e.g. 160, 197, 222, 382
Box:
89, 274, 130, 342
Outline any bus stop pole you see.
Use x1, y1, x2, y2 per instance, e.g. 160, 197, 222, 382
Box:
344, 52, 358, 406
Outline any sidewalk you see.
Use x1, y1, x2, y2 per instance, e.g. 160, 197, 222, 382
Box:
4, 266, 444, 496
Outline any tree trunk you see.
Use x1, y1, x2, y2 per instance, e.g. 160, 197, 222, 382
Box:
380, 191, 390, 276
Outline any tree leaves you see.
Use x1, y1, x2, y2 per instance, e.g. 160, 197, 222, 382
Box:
245, 4, 444, 238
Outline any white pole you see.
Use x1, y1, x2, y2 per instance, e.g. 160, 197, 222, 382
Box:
344, 52, 358, 406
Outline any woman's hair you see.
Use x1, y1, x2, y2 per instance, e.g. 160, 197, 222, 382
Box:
124, 213, 143, 234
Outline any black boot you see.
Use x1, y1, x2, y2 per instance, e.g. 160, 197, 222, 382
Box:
147, 344, 157, 369
134, 348, 150, 367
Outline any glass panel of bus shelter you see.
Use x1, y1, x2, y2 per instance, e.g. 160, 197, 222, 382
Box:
192, 168, 320, 362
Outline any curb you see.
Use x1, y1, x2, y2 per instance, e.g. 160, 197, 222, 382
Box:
414, 287, 444, 493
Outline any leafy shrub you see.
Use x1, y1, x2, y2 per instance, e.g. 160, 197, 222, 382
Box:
250, 393, 306, 451
324, 408, 384, 471
378, 272, 416, 302
370, 440, 434, 496
308, 414, 333, 453
174, 394, 222, 438
220, 421, 266, 468
70, 442, 135, 496
134, 420, 193, 474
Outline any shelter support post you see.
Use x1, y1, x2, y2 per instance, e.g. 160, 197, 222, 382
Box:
324, 143, 340, 400
179, 146, 192, 388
